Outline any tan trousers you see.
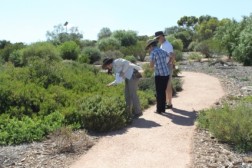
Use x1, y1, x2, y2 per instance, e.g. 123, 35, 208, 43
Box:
125, 78, 142, 115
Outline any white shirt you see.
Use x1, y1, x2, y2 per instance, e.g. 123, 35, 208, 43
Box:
160, 40, 173, 63
111, 58, 142, 85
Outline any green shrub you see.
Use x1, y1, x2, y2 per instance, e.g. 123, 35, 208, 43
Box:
0, 111, 64, 145
138, 77, 155, 92
76, 95, 127, 132
172, 77, 183, 93
142, 63, 154, 78
0, 59, 156, 145
22, 42, 61, 65
97, 37, 121, 51
78, 53, 90, 63
194, 41, 211, 57
188, 41, 198, 51
124, 55, 137, 63
59, 41, 80, 60
166, 36, 184, 51
81, 47, 101, 64
174, 50, 183, 62
101, 50, 124, 60
188, 52, 203, 61
197, 102, 252, 152
9, 50, 23, 67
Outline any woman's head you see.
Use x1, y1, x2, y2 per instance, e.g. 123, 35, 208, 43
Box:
102, 58, 114, 70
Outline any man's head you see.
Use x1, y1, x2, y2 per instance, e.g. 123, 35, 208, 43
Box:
102, 58, 113, 70
154, 31, 165, 43
145, 39, 157, 52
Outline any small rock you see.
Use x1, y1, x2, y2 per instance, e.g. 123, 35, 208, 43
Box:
243, 156, 252, 163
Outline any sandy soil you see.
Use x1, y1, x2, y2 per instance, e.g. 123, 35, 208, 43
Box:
70, 72, 225, 168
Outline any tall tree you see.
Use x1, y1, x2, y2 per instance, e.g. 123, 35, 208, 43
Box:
112, 30, 138, 47
98, 27, 112, 40
46, 24, 83, 45
214, 19, 239, 58
177, 16, 198, 29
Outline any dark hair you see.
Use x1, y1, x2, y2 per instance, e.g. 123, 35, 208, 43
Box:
150, 41, 157, 47
107, 69, 113, 75
102, 58, 114, 69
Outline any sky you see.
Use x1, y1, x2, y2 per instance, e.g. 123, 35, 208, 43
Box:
1, 0, 251, 44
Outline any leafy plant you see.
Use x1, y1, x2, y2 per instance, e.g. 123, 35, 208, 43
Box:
197, 100, 252, 152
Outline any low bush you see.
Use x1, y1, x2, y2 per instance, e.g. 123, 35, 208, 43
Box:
81, 47, 101, 64
124, 55, 137, 63
0, 60, 157, 145
59, 41, 80, 60
22, 42, 61, 66
197, 98, 252, 152
76, 95, 127, 132
0, 111, 64, 145
188, 52, 203, 62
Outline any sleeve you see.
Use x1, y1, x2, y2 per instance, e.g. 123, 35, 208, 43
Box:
150, 52, 155, 62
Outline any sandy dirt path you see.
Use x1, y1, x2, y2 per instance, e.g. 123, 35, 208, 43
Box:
70, 72, 225, 168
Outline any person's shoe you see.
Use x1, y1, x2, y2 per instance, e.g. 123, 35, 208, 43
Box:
134, 113, 143, 118
154, 111, 163, 114
165, 104, 173, 109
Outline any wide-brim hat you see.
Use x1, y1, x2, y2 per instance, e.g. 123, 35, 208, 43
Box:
102, 58, 113, 69
145, 39, 157, 50
154, 31, 165, 39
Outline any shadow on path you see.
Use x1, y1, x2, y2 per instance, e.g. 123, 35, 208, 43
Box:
92, 118, 161, 137
130, 118, 161, 128
160, 107, 197, 126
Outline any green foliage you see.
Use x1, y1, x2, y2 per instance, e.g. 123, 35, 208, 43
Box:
232, 15, 252, 66
0, 59, 156, 145
97, 37, 120, 51
174, 30, 193, 51
194, 15, 220, 41
79, 40, 96, 49
172, 77, 183, 92
197, 100, 252, 152
0, 112, 64, 145
124, 55, 137, 63
214, 19, 239, 57
194, 41, 211, 57
138, 77, 155, 93
59, 41, 80, 60
0, 42, 26, 63
78, 53, 90, 63
46, 24, 83, 45
81, 47, 101, 64
188, 41, 198, 51
174, 50, 183, 62
142, 63, 154, 78
22, 42, 61, 66
76, 95, 127, 132
188, 52, 203, 61
166, 36, 184, 52
112, 30, 138, 47
120, 41, 146, 61
98, 27, 112, 40
177, 16, 198, 28
101, 50, 124, 60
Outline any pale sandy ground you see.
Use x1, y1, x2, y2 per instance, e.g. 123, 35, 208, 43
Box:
70, 72, 225, 168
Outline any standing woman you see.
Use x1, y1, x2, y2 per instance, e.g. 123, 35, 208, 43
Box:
102, 58, 143, 118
